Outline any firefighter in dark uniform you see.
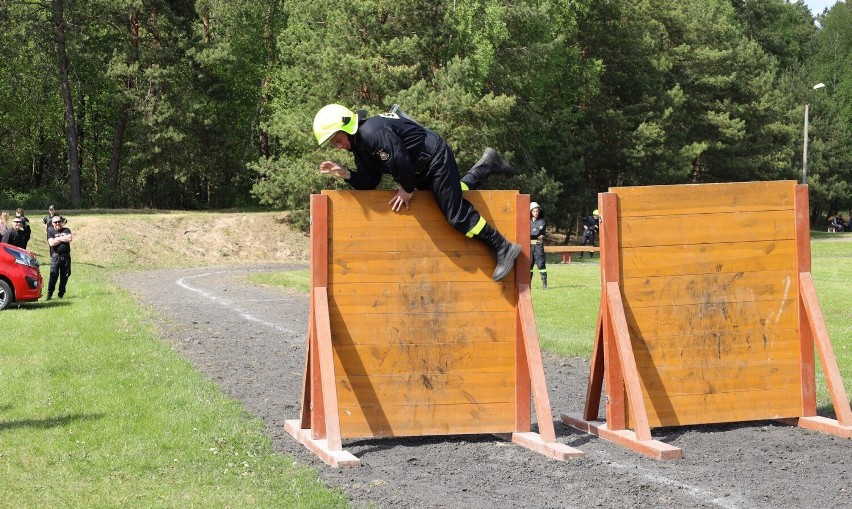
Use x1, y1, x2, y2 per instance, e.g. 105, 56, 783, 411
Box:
529, 202, 547, 289
313, 103, 520, 281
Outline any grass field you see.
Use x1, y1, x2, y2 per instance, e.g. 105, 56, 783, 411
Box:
1, 212, 849, 507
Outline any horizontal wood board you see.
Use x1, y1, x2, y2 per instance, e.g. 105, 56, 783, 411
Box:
321, 190, 520, 437
611, 181, 803, 427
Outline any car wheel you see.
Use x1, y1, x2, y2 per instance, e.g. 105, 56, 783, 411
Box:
0, 279, 11, 311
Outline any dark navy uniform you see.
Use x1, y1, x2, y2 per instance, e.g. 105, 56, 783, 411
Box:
345, 114, 482, 237
530, 216, 547, 287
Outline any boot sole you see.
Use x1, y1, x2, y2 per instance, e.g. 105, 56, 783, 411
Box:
492, 243, 521, 281
480, 147, 517, 176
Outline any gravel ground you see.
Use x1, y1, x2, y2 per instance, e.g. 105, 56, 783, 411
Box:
117, 265, 852, 509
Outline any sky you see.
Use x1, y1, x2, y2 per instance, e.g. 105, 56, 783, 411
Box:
802, 0, 843, 15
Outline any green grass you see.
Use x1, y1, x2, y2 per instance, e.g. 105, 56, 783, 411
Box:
0, 264, 346, 508
255, 240, 852, 409
246, 270, 310, 294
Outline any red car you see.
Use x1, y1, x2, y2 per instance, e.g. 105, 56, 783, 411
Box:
0, 243, 43, 310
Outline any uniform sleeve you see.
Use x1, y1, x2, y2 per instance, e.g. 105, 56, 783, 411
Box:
345, 153, 383, 190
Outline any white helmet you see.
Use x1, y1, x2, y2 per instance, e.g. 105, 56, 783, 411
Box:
530, 202, 541, 212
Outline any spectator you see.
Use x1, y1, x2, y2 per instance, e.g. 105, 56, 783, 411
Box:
46, 215, 73, 300
2, 216, 28, 249
579, 209, 600, 258
828, 214, 848, 232
13, 208, 31, 249
42, 205, 58, 232
0, 211, 9, 237
529, 202, 547, 289
313, 103, 520, 282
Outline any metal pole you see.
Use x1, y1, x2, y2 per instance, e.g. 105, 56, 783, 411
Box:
802, 100, 809, 185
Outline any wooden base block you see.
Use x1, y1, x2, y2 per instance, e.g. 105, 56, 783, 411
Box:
497, 432, 585, 460
778, 416, 852, 439
560, 412, 682, 460
285, 420, 361, 467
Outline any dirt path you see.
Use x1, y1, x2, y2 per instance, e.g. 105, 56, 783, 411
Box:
117, 265, 852, 509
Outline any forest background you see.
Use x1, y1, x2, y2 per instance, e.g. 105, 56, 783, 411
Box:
1, 0, 851, 234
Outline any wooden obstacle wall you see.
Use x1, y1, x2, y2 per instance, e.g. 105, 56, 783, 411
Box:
328, 190, 518, 437
562, 180, 852, 459
288, 190, 581, 466
617, 181, 802, 426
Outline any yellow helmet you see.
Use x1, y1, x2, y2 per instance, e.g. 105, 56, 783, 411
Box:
313, 104, 359, 145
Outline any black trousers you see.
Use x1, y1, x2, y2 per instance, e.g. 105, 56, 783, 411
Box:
530, 243, 546, 271
415, 142, 481, 236
48, 254, 71, 297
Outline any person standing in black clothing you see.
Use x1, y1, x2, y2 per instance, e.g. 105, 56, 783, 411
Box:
46, 215, 73, 300
313, 104, 520, 282
13, 208, 31, 249
42, 205, 64, 234
1, 216, 28, 248
529, 202, 547, 289
579, 209, 599, 259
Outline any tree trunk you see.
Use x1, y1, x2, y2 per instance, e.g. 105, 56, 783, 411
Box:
108, 109, 128, 206
53, 0, 82, 206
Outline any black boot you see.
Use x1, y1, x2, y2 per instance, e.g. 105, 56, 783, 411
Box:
461, 148, 516, 190
541, 273, 548, 289
475, 223, 521, 281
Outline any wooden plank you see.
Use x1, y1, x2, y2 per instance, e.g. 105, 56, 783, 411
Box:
328, 312, 515, 346
543, 246, 600, 253
509, 432, 585, 460
515, 308, 531, 431
788, 416, 852, 439
561, 413, 682, 460
799, 272, 852, 425
338, 401, 516, 438
331, 225, 485, 253
309, 194, 328, 439
314, 288, 342, 450
619, 240, 797, 279
300, 307, 312, 428
637, 386, 804, 427
311, 194, 329, 288
517, 284, 556, 442
514, 196, 532, 431
323, 189, 518, 225
795, 185, 816, 416
328, 250, 501, 284
583, 305, 605, 421
630, 329, 801, 367
332, 342, 516, 377
621, 270, 797, 308
285, 420, 361, 468
612, 181, 796, 217
336, 371, 515, 407
617, 209, 795, 248
328, 281, 515, 315
607, 282, 652, 441
634, 358, 803, 396
625, 298, 799, 338
600, 193, 627, 431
